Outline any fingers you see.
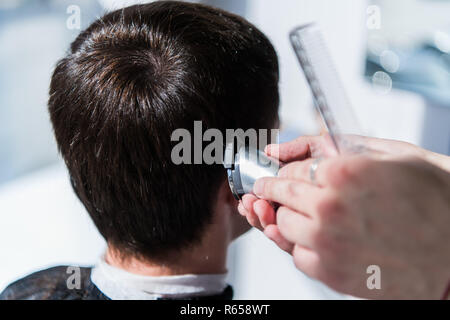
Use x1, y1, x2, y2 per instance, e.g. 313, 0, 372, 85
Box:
277, 158, 330, 186
239, 195, 262, 230
265, 137, 313, 162
253, 177, 322, 214
263, 224, 294, 253
239, 195, 294, 252
276, 155, 371, 189
265, 134, 337, 162
277, 206, 316, 249
253, 199, 276, 228
291, 244, 322, 280
240, 194, 276, 229
241, 199, 328, 282
264, 224, 327, 283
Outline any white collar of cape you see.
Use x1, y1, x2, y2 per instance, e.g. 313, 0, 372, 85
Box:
90, 255, 228, 300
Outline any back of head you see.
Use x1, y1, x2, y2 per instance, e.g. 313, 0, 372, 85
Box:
48, 1, 279, 260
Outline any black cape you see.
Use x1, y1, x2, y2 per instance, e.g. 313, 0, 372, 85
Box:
0, 266, 233, 300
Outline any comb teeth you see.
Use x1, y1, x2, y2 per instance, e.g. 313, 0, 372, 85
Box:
290, 23, 362, 153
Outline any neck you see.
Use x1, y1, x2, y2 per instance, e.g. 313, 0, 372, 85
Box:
105, 214, 231, 276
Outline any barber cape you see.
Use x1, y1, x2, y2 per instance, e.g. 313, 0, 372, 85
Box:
0, 258, 233, 300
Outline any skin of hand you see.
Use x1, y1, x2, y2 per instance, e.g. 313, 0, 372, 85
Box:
238, 135, 450, 299
349, 135, 450, 172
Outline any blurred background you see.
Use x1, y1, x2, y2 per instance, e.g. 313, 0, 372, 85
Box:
1, 0, 449, 298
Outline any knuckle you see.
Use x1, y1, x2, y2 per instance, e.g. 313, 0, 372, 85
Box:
279, 162, 302, 179
278, 165, 291, 179
276, 206, 291, 228
329, 157, 369, 186
330, 162, 353, 185
277, 165, 287, 177
286, 181, 298, 197
261, 179, 274, 197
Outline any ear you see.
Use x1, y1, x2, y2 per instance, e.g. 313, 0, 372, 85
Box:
218, 179, 252, 239
218, 178, 238, 207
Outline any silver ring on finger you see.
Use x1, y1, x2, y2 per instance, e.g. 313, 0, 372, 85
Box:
309, 158, 323, 186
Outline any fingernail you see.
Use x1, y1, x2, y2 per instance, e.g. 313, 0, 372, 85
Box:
237, 202, 245, 214
253, 179, 264, 197
264, 144, 278, 155
253, 201, 266, 228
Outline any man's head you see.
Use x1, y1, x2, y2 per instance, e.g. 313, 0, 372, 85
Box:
48, 1, 279, 261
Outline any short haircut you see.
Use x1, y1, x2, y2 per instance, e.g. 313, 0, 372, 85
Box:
48, 1, 279, 260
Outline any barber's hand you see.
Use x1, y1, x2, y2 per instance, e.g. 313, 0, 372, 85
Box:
238, 135, 338, 252
238, 135, 450, 238
348, 135, 450, 172
238, 134, 343, 251
238, 135, 450, 299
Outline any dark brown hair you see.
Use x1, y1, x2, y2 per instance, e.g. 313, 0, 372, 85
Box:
48, 1, 279, 259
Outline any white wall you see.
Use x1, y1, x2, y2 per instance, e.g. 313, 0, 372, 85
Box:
245, 0, 368, 134
0, 164, 106, 292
